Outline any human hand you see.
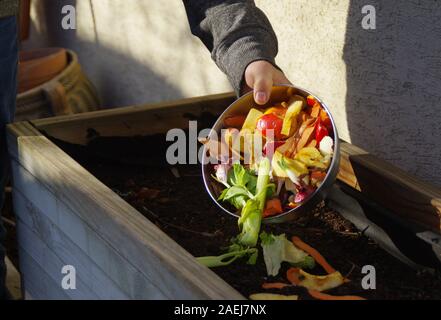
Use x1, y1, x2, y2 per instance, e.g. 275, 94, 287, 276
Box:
242, 60, 292, 105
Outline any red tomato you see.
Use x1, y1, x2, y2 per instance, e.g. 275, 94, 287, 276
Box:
256, 114, 284, 140
306, 95, 317, 107
315, 118, 329, 144
320, 109, 333, 132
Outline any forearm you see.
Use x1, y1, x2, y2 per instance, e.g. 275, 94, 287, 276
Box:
183, 0, 279, 95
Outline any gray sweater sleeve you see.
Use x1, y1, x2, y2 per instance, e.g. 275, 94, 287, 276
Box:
183, 0, 279, 95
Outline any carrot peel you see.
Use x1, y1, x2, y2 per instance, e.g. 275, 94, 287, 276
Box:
262, 282, 291, 290
286, 267, 301, 285
292, 236, 336, 274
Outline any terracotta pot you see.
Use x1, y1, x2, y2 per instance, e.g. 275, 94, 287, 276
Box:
16, 49, 101, 121
18, 47, 68, 94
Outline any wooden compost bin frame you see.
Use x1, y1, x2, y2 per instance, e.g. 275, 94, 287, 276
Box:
7, 92, 441, 299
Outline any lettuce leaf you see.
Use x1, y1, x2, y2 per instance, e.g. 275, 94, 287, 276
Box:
218, 164, 257, 209
260, 232, 315, 276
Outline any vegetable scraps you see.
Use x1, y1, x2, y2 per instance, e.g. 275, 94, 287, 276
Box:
210, 90, 335, 219
260, 232, 314, 276
217, 159, 274, 247
197, 158, 273, 267
196, 89, 359, 300
199, 91, 334, 261
260, 236, 366, 300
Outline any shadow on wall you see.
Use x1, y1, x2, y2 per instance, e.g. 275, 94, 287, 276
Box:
343, 0, 441, 186
25, 0, 185, 108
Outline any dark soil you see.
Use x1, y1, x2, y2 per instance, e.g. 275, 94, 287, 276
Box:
51, 135, 441, 300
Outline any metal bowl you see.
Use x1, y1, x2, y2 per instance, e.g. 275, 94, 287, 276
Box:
202, 85, 340, 223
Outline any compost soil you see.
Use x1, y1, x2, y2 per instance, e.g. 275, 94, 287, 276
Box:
52, 135, 441, 300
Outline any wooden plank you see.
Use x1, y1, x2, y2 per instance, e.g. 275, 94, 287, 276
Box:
13, 188, 129, 299
19, 249, 71, 300
31, 92, 235, 145
5, 256, 22, 300
17, 224, 99, 300
7, 122, 244, 300
11, 160, 167, 299
338, 142, 441, 232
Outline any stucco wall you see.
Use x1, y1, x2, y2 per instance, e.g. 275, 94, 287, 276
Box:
23, 0, 441, 187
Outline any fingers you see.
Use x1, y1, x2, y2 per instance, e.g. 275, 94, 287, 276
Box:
253, 73, 273, 105
243, 60, 293, 105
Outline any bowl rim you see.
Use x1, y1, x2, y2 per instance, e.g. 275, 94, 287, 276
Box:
201, 84, 340, 222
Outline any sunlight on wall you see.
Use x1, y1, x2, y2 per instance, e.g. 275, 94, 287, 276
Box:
256, 0, 351, 142
26, 0, 231, 106
80, 0, 231, 100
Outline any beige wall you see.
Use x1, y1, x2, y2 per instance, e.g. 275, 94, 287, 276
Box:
25, 0, 232, 106
24, 0, 441, 187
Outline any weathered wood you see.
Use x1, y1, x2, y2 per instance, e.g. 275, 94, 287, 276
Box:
12, 176, 160, 298
338, 142, 441, 232
5, 257, 22, 300
13, 187, 130, 299
7, 121, 244, 300
17, 226, 99, 300
31, 92, 235, 145
19, 249, 71, 300
11, 161, 166, 299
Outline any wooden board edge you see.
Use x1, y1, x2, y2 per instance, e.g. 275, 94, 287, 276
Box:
30, 92, 236, 130
7, 120, 42, 138
338, 141, 441, 232
12, 180, 153, 299
7, 128, 244, 300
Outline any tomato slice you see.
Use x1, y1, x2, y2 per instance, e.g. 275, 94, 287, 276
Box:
315, 118, 329, 144
306, 95, 317, 107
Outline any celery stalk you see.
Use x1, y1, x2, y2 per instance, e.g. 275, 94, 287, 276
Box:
238, 158, 271, 247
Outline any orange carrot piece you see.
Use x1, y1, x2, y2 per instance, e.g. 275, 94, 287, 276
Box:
295, 126, 315, 152
307, 139, 317, 148
310, 103, 321, 118
286, 268, 301, 285
264, 106, 286, 118
308, 290, 366, 301
263, 198, 283, 217
262, 282, 291, 290
311, 171, 327, 181
292, 236, 336, 274
223, 115, 247, 128
319, 109, 329, 121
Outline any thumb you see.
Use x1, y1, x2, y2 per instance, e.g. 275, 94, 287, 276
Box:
253, 74, 273, 105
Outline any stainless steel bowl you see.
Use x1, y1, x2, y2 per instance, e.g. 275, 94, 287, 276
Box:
202, 85, 340, 223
